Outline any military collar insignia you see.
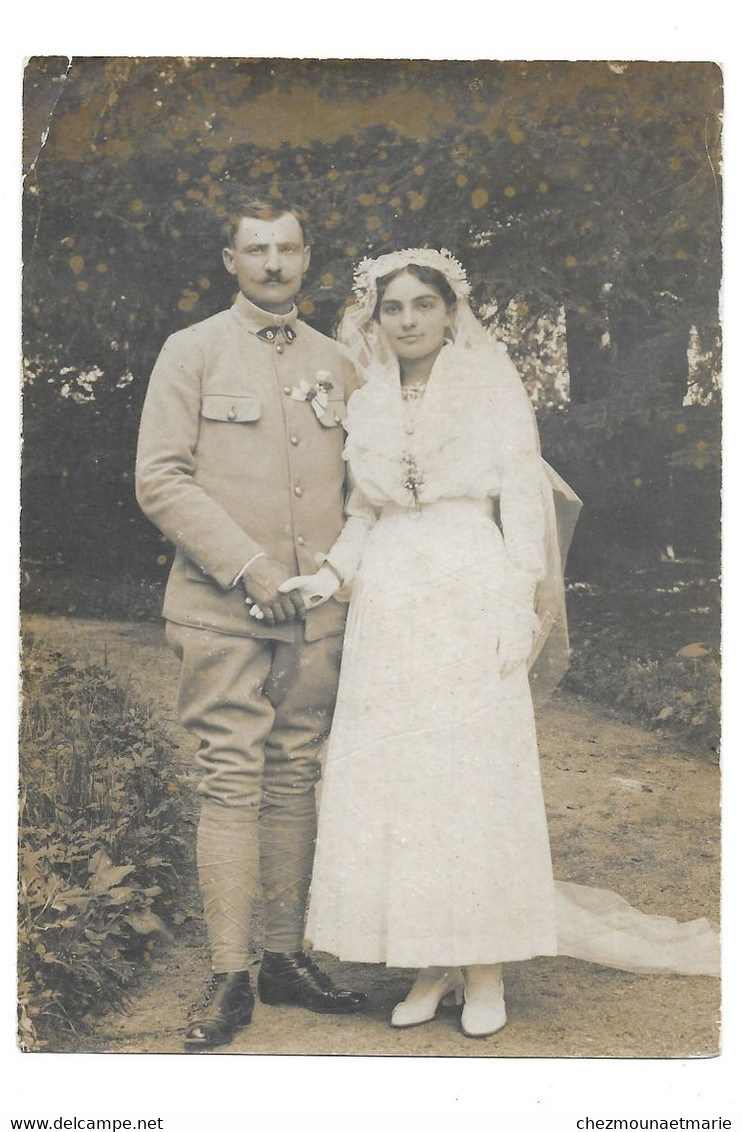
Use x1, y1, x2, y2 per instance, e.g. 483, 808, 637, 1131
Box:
232, 293, 299, 341
256, 324, 297, 344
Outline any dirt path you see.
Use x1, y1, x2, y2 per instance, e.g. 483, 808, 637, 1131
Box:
23, 614, 721, 1059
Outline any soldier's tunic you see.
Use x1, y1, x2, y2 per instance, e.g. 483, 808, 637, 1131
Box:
136, 293, 358, 809
138, 294, 357, 636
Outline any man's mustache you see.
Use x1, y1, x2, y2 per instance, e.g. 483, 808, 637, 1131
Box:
262, 272, 286, 283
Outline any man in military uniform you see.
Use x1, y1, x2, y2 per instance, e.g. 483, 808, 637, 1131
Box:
136, 196, 366, 1050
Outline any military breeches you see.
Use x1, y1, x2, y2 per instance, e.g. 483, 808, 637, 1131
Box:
166, 622, 342, 808
165, 622, 343, 965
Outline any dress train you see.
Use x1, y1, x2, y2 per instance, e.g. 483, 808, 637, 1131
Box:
553, 881, 719, 976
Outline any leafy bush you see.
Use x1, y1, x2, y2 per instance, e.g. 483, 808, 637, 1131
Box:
18, 642, 191, 1050
563, 563, 720, 755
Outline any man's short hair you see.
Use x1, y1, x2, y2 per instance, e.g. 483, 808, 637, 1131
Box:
220, 193, 309, 248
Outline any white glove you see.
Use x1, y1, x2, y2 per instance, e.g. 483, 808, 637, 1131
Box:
278, 566, 341, 609
497, 604, 541, 678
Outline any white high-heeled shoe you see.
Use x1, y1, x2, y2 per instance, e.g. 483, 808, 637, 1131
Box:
390, 967, 465, 1028
460, 964, 507, 1038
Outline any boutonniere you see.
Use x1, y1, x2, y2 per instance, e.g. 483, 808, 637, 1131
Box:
290, 371, 335, 419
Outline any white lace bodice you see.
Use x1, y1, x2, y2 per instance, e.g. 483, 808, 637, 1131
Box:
330, 342, 548, 599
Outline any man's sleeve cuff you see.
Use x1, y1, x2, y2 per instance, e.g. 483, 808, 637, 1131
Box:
231, 550, 267, 588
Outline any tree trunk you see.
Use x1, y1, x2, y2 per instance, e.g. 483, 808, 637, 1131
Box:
563, 308, 614, 404
565, 302, 690, 407
610, 302, 690, 407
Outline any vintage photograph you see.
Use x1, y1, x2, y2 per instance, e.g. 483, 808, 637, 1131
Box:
19, 57, 722, 1059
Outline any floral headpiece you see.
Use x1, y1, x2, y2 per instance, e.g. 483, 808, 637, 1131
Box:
352, 247, 472, 310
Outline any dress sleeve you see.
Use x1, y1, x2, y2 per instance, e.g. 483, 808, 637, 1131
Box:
323, 473, 378, 588
491, 350, 547, 609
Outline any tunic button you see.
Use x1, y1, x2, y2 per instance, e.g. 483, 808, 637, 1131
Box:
294, 485, 303, 497
276, 343, 284, 355
334, 413, 342, 423
227, 407, 237, 421
283, 386, 292, 395
297, 535, 306, 546
290, 435, 299, 446
405, 424, 415, 435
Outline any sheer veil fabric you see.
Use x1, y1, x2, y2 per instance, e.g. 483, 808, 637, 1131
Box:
308, 249, 719, 978
554, 882, 718, 976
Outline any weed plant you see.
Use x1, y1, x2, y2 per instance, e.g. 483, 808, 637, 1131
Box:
18, 640, 190, 1049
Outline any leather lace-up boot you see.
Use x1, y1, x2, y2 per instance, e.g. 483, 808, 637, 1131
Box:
184, 971, 255, 1051
258, 950, 366, 1014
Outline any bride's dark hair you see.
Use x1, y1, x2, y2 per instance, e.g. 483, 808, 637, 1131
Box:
373, 264, 458, 320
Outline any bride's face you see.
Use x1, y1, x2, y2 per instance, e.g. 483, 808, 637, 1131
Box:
377, 271, 450, 365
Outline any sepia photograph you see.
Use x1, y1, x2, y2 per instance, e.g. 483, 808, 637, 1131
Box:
18, 53, 723, 1077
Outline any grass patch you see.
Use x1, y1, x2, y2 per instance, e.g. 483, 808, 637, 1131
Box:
18, 640, 192, 1050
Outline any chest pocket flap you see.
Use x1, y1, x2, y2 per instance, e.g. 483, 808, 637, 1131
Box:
201, 394, 261, 423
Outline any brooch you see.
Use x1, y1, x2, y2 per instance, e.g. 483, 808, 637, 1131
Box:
401, 451, 425, 510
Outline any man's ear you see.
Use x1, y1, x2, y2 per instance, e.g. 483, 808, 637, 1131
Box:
222, 246, 237, 275
302, 246, 311, 277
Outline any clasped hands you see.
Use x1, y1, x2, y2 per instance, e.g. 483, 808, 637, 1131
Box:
242, 555, 340, 626
243, 558, 538, 675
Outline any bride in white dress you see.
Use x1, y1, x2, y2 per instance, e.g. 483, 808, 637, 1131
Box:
279, 248, 719, 1038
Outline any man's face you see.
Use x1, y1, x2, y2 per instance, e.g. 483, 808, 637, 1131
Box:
222, 213, 310, 314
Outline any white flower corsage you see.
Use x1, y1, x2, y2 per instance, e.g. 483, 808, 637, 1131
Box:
291, 371, 335, 419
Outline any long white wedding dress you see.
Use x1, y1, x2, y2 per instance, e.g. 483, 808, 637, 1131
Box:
305, 342, 719, 977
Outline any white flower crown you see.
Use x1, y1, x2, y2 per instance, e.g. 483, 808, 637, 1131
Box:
352, 247, 472, 306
